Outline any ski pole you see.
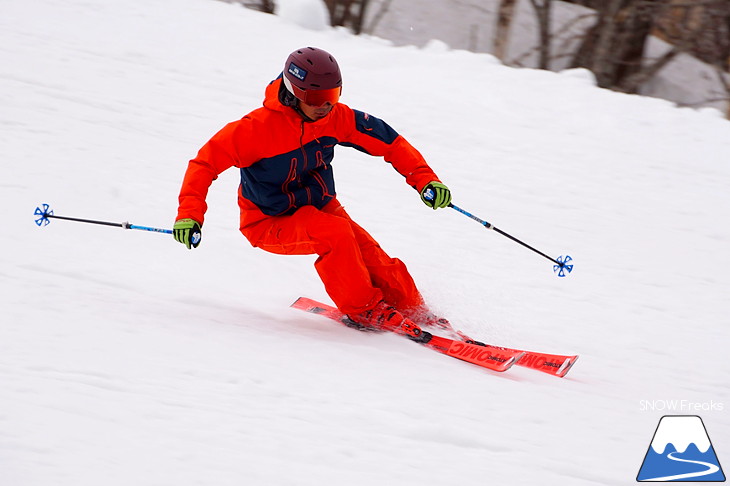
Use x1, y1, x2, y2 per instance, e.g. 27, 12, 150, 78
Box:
423, 190, 573, 277
34, 203, 172, 234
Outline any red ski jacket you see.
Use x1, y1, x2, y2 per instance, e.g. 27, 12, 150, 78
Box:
176, 76, 441, 231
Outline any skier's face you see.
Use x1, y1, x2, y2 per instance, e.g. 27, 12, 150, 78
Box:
300, 100, 334, 120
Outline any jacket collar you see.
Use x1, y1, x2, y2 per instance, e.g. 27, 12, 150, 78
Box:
264, 75, 317, 123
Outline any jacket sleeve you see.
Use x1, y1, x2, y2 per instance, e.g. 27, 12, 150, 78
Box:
338, 106, 440, 192
176, 121, 244, 225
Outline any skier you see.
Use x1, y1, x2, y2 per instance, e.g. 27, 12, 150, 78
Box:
173, 47, 452, 341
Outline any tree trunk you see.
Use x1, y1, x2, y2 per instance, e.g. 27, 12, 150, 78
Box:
323, 0, 369, 34
529, 0, 553, 70
494, 0, 518, 62
572, 0, 658, 93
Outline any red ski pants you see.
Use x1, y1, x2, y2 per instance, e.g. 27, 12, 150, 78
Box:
242, 199, 424, 315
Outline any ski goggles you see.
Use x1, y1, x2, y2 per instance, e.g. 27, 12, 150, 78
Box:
285, 78, 341, 106
297, 86, 341, 106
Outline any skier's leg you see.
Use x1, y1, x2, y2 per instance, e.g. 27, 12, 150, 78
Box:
324, 204, 425, 311
243, 203, 382, 315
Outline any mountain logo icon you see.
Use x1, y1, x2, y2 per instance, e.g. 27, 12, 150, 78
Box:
637, 415, 725, 482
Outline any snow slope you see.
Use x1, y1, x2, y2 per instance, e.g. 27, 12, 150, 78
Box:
2, 0, 729, 484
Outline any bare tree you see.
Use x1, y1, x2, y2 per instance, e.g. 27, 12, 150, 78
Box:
364, 0, 393, 35
566, 0, 730, 82
571, 0, 660, 93
562, 0, 730, 113
323, 0, 370, 35
259, 0, 274, 14
654, 0, 730, 71
223, 0, 274, 13
528, 0, 553, 69
494, 0, 518, 62
622, 0, 730, 94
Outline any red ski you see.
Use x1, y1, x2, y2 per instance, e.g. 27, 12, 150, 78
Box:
291, 297, 522, 373
426, 320, 578, 378
493, 345, 577, 377
439, 326, 578, 378
292, 297, 578, 378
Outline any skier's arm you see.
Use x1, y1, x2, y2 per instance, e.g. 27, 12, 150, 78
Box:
176, 122, 242, 225
338, 107, 443, 194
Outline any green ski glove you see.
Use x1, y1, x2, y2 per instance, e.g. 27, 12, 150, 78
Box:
173, 218, 202, 249
420, 181, 452, 210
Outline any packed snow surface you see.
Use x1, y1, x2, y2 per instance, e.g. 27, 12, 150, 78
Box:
2, 0, 729, 485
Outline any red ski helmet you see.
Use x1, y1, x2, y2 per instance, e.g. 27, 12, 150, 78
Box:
283, 47, 342, 106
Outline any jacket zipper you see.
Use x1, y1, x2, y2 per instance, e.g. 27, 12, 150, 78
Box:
299, 120, 312, 205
